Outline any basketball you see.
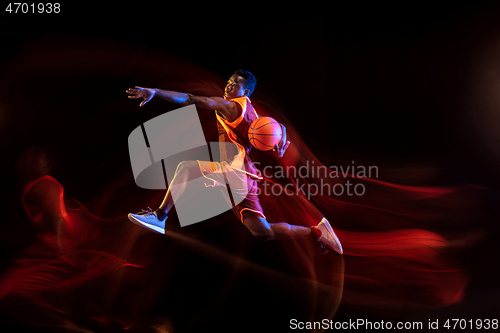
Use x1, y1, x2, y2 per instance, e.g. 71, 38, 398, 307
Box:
248, 117, 282, 151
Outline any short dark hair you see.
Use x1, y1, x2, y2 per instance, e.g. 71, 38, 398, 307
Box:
234, 69, 257, 97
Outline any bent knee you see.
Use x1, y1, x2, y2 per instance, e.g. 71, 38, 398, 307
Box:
175, 161, 199, 175
253, 231, 273, 241
243, 213, 274, 241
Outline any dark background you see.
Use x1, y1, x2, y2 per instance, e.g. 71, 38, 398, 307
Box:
1, 1, 500, 332
3, 1, 500, 185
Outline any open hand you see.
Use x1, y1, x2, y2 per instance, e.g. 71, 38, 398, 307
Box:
274, 140, 290, 158
127, 86, 156, 107
274, 123, 290, 158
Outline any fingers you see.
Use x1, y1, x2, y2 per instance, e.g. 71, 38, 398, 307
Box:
126, 89, 139, 97
281, 141, 291, 157
139, 98, 149, 106
274, 141, 291, 158
126, 87, 144, 94
127, 87, 145, 102
275, 140, 290, 151
128, 86, 144, 91
126, 86, 152, 107
139, 95, 154, 107
283, 140, 290, 152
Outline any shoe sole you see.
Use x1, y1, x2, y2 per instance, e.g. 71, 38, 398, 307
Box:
320, 218, 343, 254
128, 214, 165, 234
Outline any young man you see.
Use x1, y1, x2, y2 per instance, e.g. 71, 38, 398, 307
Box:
126, 70, 342, 254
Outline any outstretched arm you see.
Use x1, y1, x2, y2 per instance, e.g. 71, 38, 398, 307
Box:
126, 87, 240, 121
126, 87, 189, 106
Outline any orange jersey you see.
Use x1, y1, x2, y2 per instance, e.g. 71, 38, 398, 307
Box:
215, 96, 260, 177
197, 96, 265, 221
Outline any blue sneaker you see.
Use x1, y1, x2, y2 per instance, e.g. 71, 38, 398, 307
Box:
128, 207, 166, 234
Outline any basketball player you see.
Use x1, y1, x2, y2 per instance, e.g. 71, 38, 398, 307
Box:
126, 70, 342, 254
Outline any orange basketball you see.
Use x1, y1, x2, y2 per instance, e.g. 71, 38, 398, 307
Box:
248, 117, 282, 151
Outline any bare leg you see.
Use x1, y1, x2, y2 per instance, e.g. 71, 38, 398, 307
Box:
241, 211, 342, 254
242, 210, 312, 241
158, 161, 203, 216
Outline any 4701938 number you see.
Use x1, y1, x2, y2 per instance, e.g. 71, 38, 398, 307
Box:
443, 319, 498, 330
5, 3, 60, 13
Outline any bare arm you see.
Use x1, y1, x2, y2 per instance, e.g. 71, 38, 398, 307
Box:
126, 87, 240, 121
127, 86, 289, 155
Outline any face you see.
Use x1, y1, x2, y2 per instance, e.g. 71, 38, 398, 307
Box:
223, 75, 249, 100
